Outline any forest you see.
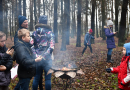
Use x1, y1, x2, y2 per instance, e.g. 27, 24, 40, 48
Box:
0, 0, 130, 90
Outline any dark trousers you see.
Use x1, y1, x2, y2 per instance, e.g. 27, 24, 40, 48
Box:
0, 86, 8, 90
82, 44, 92, 54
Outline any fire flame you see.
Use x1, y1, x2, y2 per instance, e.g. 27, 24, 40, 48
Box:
59, 64, 73, 71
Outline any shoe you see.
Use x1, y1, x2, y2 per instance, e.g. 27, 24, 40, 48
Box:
106, 54, 114, 63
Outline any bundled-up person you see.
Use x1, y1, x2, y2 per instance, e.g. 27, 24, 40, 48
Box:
0, 31, 14, 90
14, 15, 28, 45
14, 29, 42, 90
82, 29, 95, 56
106, 42, 130, 90
31, 15, 55, 90
104, 18, 117, 63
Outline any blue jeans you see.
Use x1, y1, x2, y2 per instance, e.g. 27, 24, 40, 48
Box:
15, 78, 31, 90
33, 59, 52, 90
107, 48, 113, 55
82, 44, 92, 54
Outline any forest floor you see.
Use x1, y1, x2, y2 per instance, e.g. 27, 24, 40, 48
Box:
6, 35, 130, 90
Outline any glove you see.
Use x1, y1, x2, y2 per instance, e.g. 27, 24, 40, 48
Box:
106, 68, 111, 73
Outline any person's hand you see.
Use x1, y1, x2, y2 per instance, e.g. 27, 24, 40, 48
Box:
106, 68, 111, 73
35, 56, 42, 62
87, 43, 88, 45
113, 32, 117, 34
6, 49, 14, 56
0, 65, 6, 71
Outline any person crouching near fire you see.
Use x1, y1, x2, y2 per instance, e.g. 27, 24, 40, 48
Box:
106, 42, 130, 90
82, 29, 95, 56
14, 29, 42, 90
0, 31, 14, 90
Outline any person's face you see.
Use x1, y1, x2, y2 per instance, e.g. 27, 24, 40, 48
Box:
0, 36, 6, 47
22, 33, 31, 43
89, 32, 92, 34
122, 47, 126, 56
21, 20, 28, 28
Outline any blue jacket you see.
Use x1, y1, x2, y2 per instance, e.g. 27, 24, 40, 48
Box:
84, 32, 95, 45
104, 26, 116, 49
14, 39, 36, 78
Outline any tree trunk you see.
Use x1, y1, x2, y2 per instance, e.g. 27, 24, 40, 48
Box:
85, 0, 88, 34
91, 0, 96, 44
101, 0, 106, 40
34, 0, 37, 25
115, 0, 119, 37
30, 0, 33, 31
0, 0, 3, 31
66, 0, 70, 45
38, 0, 40, 18
43, 0, 45, 15
76, 0, 81, 47
23, 0, 26, 16
19, 0, 22, 15
54, 0, 58, 43
118, 0, 128, 46
96, 1, 99, 38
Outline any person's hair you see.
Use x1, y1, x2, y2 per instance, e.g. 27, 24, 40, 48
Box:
0, 31, 6, 39
107, 18, 111, 20
18, 29, 30, 39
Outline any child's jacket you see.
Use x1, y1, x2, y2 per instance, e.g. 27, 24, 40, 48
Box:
111, 56, 130, 90
30, 24, 55, 60
84, 32, 94, 46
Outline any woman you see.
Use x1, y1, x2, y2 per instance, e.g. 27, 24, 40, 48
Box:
104, 18, 117, 63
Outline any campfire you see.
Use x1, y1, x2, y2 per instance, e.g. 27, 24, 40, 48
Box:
47, 63, 84, 90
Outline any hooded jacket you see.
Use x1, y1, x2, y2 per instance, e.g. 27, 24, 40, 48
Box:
30, 24, 55, 60
84, 32, 95, 46
104, 26, 116, 49
110, 43, 130, 90
0, 45, 13, 86
14, 39, 36, 78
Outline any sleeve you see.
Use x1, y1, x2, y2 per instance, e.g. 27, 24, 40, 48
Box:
16, 46, 35, 70
91, 35, 95, 39
110, 66, 120, 74
0, 53, 10, 65
121, 61, 130, 85
14, 31, 19, 45
4, 56, 13, 71
105, 28, 114, 38
44, 31, 55, 56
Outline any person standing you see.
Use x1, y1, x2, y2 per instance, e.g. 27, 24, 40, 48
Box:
31, 15, 55, 90
82, 29, 95, 56
104, 18, 117, 63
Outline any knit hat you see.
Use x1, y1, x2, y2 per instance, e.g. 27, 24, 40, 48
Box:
18, 15, 27, 27
123, 43, 130, 56
39, 15, 48, 24
107, 20, 113, 26
89, 29, 93, 33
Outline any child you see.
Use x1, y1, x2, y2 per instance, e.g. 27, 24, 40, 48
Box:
0, 31, 14, 90
82, 29, 95, 56
14, 29, 42, 90
106, 42, 130, 90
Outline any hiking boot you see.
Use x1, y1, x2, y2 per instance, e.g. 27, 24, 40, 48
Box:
106, 54, 114, 63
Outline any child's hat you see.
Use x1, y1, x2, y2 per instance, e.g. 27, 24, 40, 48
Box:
39, 15, 48, 24
18, 15, 27, 27
106, 18, 113, 26
89, 29, 93, 33
123, 43, 130, 56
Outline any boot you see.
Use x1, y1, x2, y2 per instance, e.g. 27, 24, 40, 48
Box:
106, 54, 114, 63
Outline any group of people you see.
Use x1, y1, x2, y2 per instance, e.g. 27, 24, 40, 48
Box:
0, 15, 55, 90
82, 18, 130, 90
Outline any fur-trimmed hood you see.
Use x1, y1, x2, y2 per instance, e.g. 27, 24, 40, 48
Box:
34, 24, 52, 31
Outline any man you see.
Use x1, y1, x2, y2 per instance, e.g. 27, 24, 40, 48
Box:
31, 15, 55, 90
14, 15, 28, 45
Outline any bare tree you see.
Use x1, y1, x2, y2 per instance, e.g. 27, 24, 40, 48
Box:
0, 0, 3, 31
30, 0, 33, 31
23, 0, 26, 16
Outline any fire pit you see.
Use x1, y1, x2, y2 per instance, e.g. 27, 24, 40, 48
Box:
47, 67, 84, 90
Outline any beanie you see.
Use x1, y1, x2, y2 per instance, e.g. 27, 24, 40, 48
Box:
89, 29, 93, 33
107, 20, 113, 26
123, 42, 130, 56
18, 15, 27, 27
39, 15, 48, 24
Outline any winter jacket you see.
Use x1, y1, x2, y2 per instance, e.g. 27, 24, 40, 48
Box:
84, 32, 95, 46
111, 56, 130, 90
30, 24, 55, 60
0, 45, 13, 86
14, 39, 36, 78
104, 26, 116, 49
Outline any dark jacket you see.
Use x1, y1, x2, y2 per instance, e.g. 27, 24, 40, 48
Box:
15, 39, 36, 78
31, 24, 55, 60
104, 26, 116, 49
84, 32, 95, 46
0, 45, 13, 86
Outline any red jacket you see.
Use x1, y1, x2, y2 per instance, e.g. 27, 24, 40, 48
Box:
111, 56, 130, 90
